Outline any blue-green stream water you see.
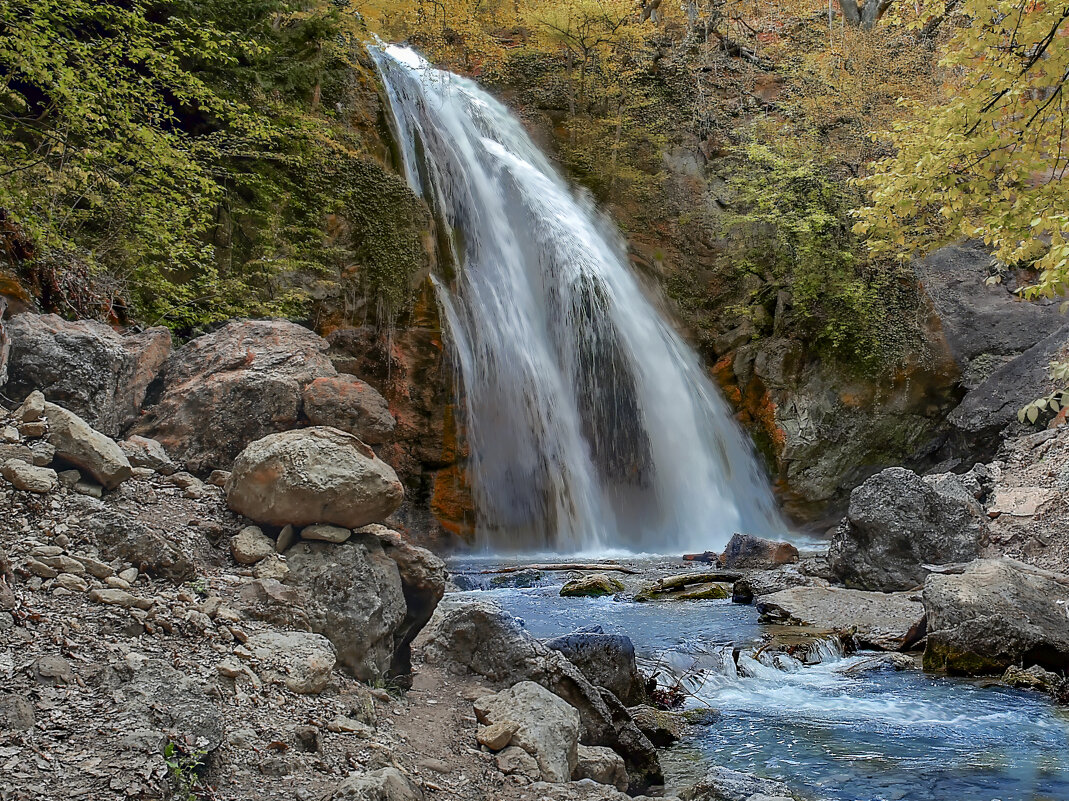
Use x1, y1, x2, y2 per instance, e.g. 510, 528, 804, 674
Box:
450, 570, 1069, 801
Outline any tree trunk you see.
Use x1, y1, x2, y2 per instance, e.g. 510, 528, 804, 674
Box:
836, 0, 894, 29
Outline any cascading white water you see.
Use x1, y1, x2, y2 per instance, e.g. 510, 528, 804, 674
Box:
372, 45, 785, 553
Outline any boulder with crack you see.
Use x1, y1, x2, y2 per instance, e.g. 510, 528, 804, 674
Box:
361, 524, 447, 676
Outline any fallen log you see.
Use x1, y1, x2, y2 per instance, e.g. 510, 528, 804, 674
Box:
655, 570, 743, 591
480, 563, 640, 575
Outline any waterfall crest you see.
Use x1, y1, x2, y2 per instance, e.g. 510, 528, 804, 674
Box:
372, 45, 785, 553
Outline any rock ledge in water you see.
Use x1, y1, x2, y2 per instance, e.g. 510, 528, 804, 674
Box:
756, 585, 925, 651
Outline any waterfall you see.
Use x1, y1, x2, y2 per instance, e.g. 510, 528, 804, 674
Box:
371, 45, 785, 553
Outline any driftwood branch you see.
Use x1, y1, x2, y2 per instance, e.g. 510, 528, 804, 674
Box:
480, 563, 640, 575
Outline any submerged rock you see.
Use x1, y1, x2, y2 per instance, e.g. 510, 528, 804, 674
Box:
828, 467, 986, 592
634, 571, 738, 602
225, 426, 403, 529
756, 586, 925, 651
681, 766, 797, 801
560, 573, 625, 597
923, 558, 1069, 675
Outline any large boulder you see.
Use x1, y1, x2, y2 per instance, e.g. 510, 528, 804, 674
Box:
544, 630, 646, 706
284, 531, 407, 681
923, 558, 1069, 675
419, 596, 662, 792
226, 427, 403, 529
721, 533, 799, 570
132, 319, 336, 473
756, 586, 926, 651
361, 525, 446, 675
827, 467, 986, 591
302, 375, 396, 445
44, 402, 131, 489
475, 681, 580, 782
3, 313, 170, 437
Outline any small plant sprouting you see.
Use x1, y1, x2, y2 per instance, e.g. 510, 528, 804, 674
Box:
164, 739, 208, 801
185, 577, 209, 597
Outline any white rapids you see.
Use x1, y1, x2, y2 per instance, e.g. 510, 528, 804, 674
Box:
371, 45, 784, 553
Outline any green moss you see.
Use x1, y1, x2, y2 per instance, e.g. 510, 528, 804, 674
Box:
560, 574, 626, 597
923, 639, 1007, 676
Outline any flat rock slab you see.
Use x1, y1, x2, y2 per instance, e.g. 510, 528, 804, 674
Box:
756, 586, 925, 651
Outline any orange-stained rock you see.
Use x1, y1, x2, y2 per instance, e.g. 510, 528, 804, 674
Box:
302, 375, 396, 444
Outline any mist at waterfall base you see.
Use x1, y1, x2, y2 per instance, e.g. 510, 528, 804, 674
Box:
372, 45, 784, 555
462, 573, 1069, 801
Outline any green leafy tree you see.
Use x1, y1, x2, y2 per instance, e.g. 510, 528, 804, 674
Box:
856, 0, 1069, 298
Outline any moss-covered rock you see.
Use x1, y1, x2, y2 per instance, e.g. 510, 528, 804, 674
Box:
560, 573, 625, 598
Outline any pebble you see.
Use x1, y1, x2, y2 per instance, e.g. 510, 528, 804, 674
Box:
55, 573, 89, 593
88, 588, 154, 610
25, 559, 58, 579
300, 524, 351, 543
118, 567, 139, 584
